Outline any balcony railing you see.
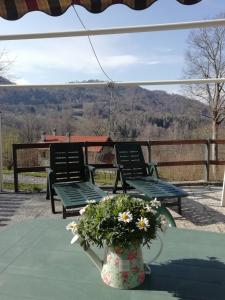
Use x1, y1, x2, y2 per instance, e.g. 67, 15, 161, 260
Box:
12, 139, 225, 192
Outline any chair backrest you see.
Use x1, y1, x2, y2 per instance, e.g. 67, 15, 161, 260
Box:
50, 143, 87, 184
115, 143, 147, 179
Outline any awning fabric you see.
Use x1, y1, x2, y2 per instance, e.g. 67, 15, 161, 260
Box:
0, 0, 202, 21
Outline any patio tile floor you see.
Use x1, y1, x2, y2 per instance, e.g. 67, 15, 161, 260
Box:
0, 185, 225, 232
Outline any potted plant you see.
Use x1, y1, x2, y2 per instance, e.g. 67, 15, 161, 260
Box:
66, 194, 168, 289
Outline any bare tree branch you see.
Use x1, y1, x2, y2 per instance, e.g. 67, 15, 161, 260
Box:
184, 14, 225, 145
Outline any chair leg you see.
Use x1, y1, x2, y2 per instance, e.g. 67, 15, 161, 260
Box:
50, 193, 56, 214
62, 205, 66, 219
46, 178, 50, 200
113, 171, 120, 194
90, 171, 95, 185
178, 197, 182, 215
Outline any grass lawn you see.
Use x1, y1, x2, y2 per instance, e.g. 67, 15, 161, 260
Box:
2, 169, 116, 191
3, 182, 46, 192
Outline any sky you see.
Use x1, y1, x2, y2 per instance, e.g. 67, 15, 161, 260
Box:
0, 0, 224, 94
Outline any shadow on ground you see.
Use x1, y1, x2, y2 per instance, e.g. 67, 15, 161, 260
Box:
139, 257, 225, 300
0, 192, 30, 227
176, 197, 225, 226
186, 186, 222, 203
1, 186, 225, 229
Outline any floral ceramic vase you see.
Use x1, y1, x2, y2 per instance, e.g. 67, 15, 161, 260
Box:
101, 243, 145, 289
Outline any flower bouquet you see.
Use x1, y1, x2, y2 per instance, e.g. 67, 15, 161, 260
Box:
66, 194, 168, 289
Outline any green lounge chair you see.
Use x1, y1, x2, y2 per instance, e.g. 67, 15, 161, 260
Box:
114, 143, 188, 214
48, 143, 106, 218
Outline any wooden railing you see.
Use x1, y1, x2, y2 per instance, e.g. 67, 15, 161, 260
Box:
12, 139, 225, 192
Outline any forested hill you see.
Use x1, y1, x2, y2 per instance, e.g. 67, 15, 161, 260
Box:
0, 78, 207, 115
0, 76, 12, 84
0, 77, 209, 141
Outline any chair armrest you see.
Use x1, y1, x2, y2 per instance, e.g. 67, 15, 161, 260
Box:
85, 165, 96, 184
113, 164, 124, 170
146, 162, 158, 167
87, 165, 95, 173
46, 168, 54, 200
46, 168, 55, 182
146, 162, 159, 178
46, 167, 53, 176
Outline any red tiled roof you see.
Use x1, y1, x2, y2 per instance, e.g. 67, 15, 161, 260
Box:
42, 135, 111, 153
44, 135, 66, 143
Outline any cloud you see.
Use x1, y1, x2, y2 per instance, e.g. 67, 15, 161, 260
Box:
144, 55, 183, 66
13, 78, 30, 85
102, 54, 139, 68
143, 85, 182, 94
6, 36, 184, 84
145, 60, 161, 65
7, 38, 140, 82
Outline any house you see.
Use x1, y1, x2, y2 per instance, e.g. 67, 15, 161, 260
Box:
38, 132, 114, 164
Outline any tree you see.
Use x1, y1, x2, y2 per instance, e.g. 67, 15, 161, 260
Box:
0, 49, 13, 188
184, 19, 225, 174
0, 48, 13, 78
3, 128, 21, 169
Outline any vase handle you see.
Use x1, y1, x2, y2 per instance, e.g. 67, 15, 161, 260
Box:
144, 234, 163, 275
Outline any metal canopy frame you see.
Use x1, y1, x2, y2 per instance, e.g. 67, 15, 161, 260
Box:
0, 18, 224, 41
0, 18, 225, 88
1, 78, 225, 89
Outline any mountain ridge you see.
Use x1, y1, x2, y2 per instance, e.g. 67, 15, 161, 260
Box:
0, 77, 209, 141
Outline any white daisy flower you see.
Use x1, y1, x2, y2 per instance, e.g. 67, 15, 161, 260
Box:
134, 197, 144, 202
86, 200, 96, 204
136, 217, 150, 231
79, 205, 88, 215
118, 211, 133, 223
66, 221, 78, 234
145, 204, 157, 214
151, 198, 161, 209
101, 195, 113, 202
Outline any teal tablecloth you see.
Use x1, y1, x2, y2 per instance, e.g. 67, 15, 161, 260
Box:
0, 219, 225, 300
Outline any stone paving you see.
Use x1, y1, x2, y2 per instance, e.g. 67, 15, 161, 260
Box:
0, 185, 225, 232
170, 185, 225, 232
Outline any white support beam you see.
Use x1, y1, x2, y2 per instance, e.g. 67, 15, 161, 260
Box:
221, 170, 225, 207
0, 19, 224, 41
1, 78, 225, 89
0, 112, 3, 192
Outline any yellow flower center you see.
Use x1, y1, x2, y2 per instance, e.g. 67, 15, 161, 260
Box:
122, 213, 129, 221
138, 220, 145, 228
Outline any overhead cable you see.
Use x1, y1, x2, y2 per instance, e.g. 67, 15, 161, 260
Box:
72, 5, 113, 83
